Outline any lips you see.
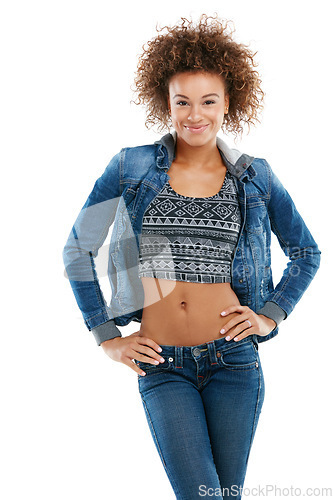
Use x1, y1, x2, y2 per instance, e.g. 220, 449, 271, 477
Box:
184, 125, 209, 133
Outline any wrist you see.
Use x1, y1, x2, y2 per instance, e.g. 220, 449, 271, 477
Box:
259, 314, 277, 331
101, 337, 122, 349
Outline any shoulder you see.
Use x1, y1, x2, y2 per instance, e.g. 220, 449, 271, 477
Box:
251, 157, 272, 176
245, 157, 273, 198
121, 143, 158, 163
119, 143, 160, 179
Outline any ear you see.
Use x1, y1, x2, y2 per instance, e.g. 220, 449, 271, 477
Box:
224, 94, 230, 114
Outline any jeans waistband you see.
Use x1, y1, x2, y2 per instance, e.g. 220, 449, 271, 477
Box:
158, 335, 257, 368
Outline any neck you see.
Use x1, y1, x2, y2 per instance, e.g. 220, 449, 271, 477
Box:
174, 135, 221, 168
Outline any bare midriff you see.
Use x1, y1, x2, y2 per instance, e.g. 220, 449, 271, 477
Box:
138, 277, 241, 346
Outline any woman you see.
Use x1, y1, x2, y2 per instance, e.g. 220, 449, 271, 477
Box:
63, 15, 321, 499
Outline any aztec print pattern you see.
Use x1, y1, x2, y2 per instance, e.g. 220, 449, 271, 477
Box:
138, 170, 241, 283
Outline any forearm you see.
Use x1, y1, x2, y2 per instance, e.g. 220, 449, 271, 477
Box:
92, 320, 122, 346
267, 251, 321, 318
266, 160, 321, 318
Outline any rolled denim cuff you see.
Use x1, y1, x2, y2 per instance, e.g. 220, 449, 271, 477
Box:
91, 320, 122, 346
257, 301, 287, 326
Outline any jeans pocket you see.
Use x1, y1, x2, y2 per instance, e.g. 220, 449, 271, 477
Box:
136, 358, 171, 377
219, 340, 259, 371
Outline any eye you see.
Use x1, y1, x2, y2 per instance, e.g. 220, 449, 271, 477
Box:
203, 100, 216, 105
176, 101, 189, 106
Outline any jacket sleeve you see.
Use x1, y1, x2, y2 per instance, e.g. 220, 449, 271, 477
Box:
62, 151, 124, 345
257, 160, 321, 323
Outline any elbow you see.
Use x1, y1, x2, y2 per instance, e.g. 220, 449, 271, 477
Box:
62, 225, 80, 268
62, 238, 72, 268
304, 246, 321, 277
62, 242, 71, 279
311, 244, 321, 271
289, 245, 321, 280
314, 250, 321, 273
303, 243, 321, 269
62, 242, 68, 263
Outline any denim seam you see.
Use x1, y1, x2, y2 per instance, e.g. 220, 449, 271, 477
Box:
266, 159, 272, 200
240, 239, 252, 304
141, 397, 182, 499
270, 292, 293, 309
91, 158, 122, 253
221, 363, 257, 372
206, 342, 215, 367
221, 338, 253, 354
219, 340, 258, 371
175, 345, 183, 369
119, 148, 125, 184
198, 371, 211, 388
85, 311, 108, 322
245, 358, 262, 468
89, 253, 109, 316
248, 233, 261, 310
141, 178, 165, 191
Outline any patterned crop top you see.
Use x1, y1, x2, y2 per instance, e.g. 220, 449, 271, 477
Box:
138, 170, 241, 284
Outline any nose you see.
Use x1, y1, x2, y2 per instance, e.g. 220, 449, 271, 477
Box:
187, 104, 203, 122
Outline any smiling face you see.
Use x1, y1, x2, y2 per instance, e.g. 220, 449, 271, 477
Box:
168, 71, 229, 148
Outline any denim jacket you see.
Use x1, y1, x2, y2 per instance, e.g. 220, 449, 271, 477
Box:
63, 132, 321, 346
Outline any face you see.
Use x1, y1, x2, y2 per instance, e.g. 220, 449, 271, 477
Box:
167, 71, 229, 147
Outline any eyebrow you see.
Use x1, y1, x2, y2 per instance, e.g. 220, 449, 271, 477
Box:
172, 93, 220, 99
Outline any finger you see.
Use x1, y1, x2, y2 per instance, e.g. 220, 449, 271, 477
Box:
221, 305, 249, 317
220, 312, 250, 335
135, 335, 163, 354
127, 359, 146, 376
225, 320, 253, 341
232, 327, 256, 342
130, 343, 165, 365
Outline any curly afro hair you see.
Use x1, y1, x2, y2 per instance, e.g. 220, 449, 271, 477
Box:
132, 14, 264, 136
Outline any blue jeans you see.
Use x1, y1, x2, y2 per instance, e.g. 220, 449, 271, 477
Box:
135, 336, 265, 499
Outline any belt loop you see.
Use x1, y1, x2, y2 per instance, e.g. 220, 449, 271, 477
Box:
175, 346, 183, 368
207, 341, 218, 366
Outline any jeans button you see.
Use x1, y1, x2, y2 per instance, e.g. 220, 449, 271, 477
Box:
193, 347, 201, 357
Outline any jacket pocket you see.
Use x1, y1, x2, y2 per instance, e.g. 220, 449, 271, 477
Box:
245, 202, 266, 234
122, 185, 140, 217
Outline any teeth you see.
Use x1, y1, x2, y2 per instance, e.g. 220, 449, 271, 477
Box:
186, 126, 204, 130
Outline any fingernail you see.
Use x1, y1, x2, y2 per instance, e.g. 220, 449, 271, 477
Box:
220, 328, 225, 334
141, 371, 146, 376
234, 337, 239, 342
160, 358, 165, 363
158, 347, 162, 352
226, 336, 230, 341
221, 311, 226, 316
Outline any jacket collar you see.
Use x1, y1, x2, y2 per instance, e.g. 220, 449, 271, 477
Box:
154, 131, 256, 181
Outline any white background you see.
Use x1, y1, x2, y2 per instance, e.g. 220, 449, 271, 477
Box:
1, 0, 332, 499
